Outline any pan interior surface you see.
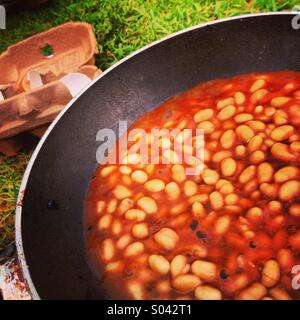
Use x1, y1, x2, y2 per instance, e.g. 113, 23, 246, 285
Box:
20, 13, 300, 299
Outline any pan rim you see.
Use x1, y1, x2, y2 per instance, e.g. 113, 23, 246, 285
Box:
15, 11, 296, 300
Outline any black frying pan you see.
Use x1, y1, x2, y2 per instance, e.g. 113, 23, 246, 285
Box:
16, 13, 300, 299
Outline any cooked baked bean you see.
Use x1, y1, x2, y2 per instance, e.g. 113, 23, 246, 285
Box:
117, 234, 132, 250
118, 198, 134, 214
107, 199, 117, 213
112, 219, 122, 235
238, 283, 267, 300
101, 165, 117, 177
144, 179, 165, 192
274, 109, 288, 120
124, 153, 141, 165
194, 285, 222, 300
127, 281, 144, 300
137, 196, 157, 214
247, 135, 263, 153
145, 164, 155, 175
236, 125, 255, 142
220, 130, 236, 149
98, 214, 113, 230
235, 113, 253, 123
172, 164, 186, 183
214, 215, 230, 235
202, 169, 219, 185
257, 162, 273, 183
271, 125, 294, 141
277, 248, 295, 272
154, 228, 179, 250
86, 71, 300, 300
132, 223, 149, 239
100, 239, 115, 261
148, 255, 170, 275
192, 201, 206, 218
106, 261, 124, 273
279, 180, 300, 201
165, 181, 181, 200
239, 165, 256, 184
291, 141, 300, 152
246, 207, 263, 223
113, 185, 132, 199
289, 204, 300, 217
212, 150, 232, 163
250, 79, 266, 93
194, 108, 214, 122
247, 120, 266, 131
234, 91, 246, 105
265, 106, 276, 117
254, 105, 264, 114
171, 255, 188, 277
250, 89, 268, 104
262, 260, 280, 287
191, 260, 218, 281
260, 182, 278, 198
267, 200, 282, 214
249, 150, 265, 164
169, 202, 186, 216
120, 165, 132, 175
217, 97, 234, 109
235, 145, 247, 157
217, 179, 234, 194
271, 96, 290, 107
271, 143, 296, 162
226, 273, 250, 294
184, 180, 198, 197
172, 274, 201, 293
269, 288, 292, 300
217, 105, 236, 120
221, 158, 237, 177
96, 200, 105, 214
189, 194, 208, 205
274, 166, 299, 183
197, 120, 215, 134
124, 242, 144, 257
131, 170, 148, 184
125, 209, 146, 221
156, 280, 171, 294
210, 192, 224, 210
225, 193, 239, 205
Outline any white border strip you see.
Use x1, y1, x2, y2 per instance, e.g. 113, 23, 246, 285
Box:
15, 12, 295, 300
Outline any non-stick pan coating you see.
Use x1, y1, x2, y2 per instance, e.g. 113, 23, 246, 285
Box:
19, 13, 300, 299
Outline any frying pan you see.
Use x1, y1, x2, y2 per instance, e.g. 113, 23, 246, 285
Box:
16, 12, 300, 299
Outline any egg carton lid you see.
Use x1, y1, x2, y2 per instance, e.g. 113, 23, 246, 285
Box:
0, 22, 98, 90
0, 22, 101, 154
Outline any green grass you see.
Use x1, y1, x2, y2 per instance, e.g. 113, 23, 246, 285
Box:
1, 0, 298, 70
0, 0, 298, 250
0, 153, 31, 249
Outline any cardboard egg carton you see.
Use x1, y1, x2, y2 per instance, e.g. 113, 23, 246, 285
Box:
0, 22, 101, 155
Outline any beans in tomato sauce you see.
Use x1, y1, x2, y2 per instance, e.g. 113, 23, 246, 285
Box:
85, 71, 300, 300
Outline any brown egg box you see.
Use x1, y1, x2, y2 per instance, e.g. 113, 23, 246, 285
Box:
0, 22, 101, 155
0, 22, 99, 92
0, 65, 101, 140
